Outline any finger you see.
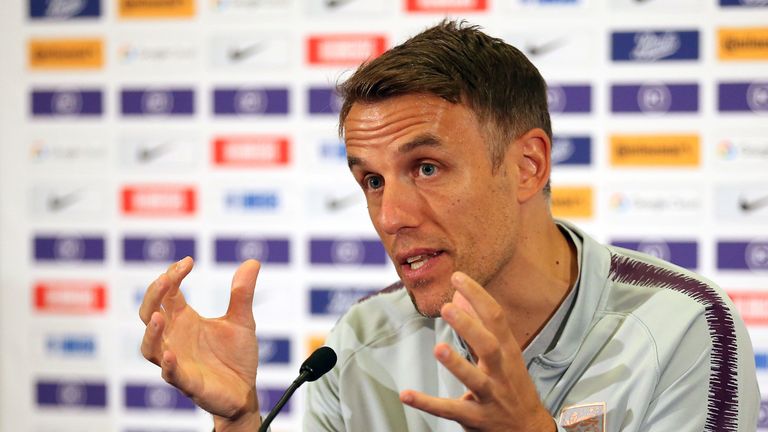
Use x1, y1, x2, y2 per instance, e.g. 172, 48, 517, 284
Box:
400, 389, 480, 426
160, 349, 201, 399
139, 274, 172, 324
433, 343, 493, 401
140, 311, 165, 366
161, 256, 194, 315
451, 272, 516, 347
441, 302, 503, 373
225, 259, 261, 328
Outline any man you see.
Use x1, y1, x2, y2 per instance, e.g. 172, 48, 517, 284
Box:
139, 20, 760, 431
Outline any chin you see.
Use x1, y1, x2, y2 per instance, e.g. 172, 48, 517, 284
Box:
404, 279, 453, 318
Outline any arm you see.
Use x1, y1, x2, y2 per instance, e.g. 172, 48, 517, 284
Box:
400, 272, 556, 432
139, 257, 263, 432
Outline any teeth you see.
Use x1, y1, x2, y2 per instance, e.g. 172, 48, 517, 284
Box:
410, 260, 426, 270
406, 255, 423, 264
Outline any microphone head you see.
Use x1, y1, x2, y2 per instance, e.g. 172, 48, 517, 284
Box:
299, 346, 337, 382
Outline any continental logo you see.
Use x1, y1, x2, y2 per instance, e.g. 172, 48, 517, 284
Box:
28, 38, 103, 69
307, 35, 387, 66
551, 186, 593, 219
610, 134, 700, 167
718, 27, 768, 60
118, 0, 195, 18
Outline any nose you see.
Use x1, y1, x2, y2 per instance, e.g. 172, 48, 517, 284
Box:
373, 177, 420, 236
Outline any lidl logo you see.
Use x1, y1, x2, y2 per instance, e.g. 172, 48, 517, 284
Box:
405, 0, 487, 12
34, 280, 107, 313
307, 34, 387, 66
310, 239, 388, 266
611, 30, 699, 61
611, 83, 698, 113
213, 87, 289, 115
610, 134, 700, 167
31, 89, 103, 116
213, 135, 290, 167
551, 186, 593, 218
118, 0, 195, 18
29, 0, 101, 19
546, 84, 591, 113
37, 380, 107, 408
121, 185, 196, 216
611, 239, 698, 269
719, 81, 768, 112
719, 27, 768, 60
28, 38, 103, 69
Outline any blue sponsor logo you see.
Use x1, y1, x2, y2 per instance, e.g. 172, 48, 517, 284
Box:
34, 235, 105, 262
37, 379, 107, 408
46, 334, 97, 357
552, 136, 591, 166
258, 337, 291, 365
213, 87, 289, 115
121, 89, 195, 116
308, 86, 342, 115
258, 386, 291, 414
319, 139, 346, 161
225, 191, 279, 211
611, 83, 699, 114
760, 399, 768, 428
546, 84, 591, 114
123, 236, 195, 263
612, 31, 699, 62
310, 287, 378, 316
717, 240, 768, 271
720, 0, 768, 6
31, 89, 103, 117
719, 82, 768, 113
29, 0, 101, 18
310, 238, 388, 266
125, 383, 195, 411
611, 240, 698, 270
756, 352, 768, 370
215, 237, 290, 264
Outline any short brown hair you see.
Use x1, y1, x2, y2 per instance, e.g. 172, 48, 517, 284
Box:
337, 19, 552, 171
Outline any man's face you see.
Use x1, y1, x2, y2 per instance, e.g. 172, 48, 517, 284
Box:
344, 94, 522, 317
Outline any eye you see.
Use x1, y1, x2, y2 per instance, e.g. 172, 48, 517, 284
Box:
419, 163, 438, 177
364, 175, 384, 190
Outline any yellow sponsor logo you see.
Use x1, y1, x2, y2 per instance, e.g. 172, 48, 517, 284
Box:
610, 134, 700, 167
306, 334, 327, 358
28, 39, 103, 69
551, 186, 593, 219
118, 0, 195, 18
718, 27, 768, 60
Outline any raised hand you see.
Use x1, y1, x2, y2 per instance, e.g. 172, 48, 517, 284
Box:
139, 257, 262, 431
400, 272, 555, 432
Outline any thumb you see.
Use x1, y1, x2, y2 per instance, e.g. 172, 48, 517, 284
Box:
226, 259, 260, 327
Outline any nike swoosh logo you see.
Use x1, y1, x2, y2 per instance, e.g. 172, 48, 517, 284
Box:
228, 42, 265, 62
326, 0, 356, 9
324, 193, 361, 212
47, 190, 81, 212
526, 37, 567, 57
739, 195, 768, 212
137, 141, 172, 163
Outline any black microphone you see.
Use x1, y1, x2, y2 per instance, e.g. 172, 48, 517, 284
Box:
258, 346, 337, 432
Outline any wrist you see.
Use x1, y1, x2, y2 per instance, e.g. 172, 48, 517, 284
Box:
212, 410, 261, 432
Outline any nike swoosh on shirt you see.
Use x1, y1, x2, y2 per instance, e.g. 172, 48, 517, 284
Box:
739, 195, 768, 212
526, 37, 567, 57
325, 0, 357, 9
47, 190, 81, 212
324, 193, 361, 212
137, 141, 172, 163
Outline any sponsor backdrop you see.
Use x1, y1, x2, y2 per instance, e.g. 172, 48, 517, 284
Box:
1, 0, 767, 431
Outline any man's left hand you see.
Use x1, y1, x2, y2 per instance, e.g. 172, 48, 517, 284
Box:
399, 271, 556, 432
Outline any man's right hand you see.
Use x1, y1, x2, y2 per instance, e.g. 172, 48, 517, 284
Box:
139, 257, 262, 432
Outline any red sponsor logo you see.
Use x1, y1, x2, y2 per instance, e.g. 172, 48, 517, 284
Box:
213, 135, 290, 167
727, 291, 768, 326
307, 35, 387, 66
405, 0, 487, 12
122, 185, 196, 216
34, 281, 107, 314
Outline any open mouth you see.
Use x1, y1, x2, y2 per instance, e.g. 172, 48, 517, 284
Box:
404, 251, 443, 270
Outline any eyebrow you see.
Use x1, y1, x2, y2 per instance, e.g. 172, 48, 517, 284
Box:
347, 133, 443, 170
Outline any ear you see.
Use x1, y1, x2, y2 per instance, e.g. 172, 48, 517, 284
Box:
514, 128, 551, 203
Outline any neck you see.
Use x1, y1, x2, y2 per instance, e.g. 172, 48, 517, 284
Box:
487, 215, 578, 349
